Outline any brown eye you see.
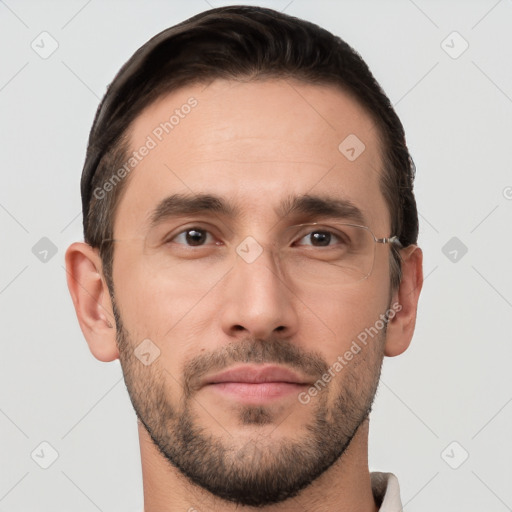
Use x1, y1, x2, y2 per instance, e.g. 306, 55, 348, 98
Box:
307, 231, 332, 246
170, 228, 213, 246
296, 229, 345, 247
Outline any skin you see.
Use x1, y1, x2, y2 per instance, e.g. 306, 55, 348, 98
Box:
66, 78, 423, 512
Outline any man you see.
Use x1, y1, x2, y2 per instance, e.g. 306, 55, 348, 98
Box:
65, 5, 422, 511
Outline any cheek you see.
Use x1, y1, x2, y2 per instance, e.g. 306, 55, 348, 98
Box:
301, 283, 390, 362
112, 252, 209, 341
113, 259, 210, 391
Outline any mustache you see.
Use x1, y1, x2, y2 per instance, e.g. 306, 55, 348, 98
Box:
182, 337, 329, 397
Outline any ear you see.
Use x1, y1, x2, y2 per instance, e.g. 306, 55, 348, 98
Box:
384, 245, 423, 357
65, 242, 119, 362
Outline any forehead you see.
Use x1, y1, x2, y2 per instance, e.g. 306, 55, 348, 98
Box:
115, 78, 389, 236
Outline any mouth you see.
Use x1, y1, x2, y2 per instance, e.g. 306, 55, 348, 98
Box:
203, 364, 311, 403
207, 381, 307, 401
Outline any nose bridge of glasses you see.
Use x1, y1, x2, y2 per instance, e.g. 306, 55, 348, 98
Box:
231, 231, 282, 270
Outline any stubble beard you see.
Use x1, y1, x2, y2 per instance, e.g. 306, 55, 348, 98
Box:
113, 299, 385, 507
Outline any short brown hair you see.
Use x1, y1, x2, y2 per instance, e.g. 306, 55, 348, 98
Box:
81, 5, 418, 294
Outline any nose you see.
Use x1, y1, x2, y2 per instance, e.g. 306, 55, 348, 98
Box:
219, 240, 299, 340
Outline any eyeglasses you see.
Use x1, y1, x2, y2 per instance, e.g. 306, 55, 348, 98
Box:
102, 222, 402, 289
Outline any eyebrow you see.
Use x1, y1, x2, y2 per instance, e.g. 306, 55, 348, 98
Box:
277, 194, 366, 225
147, 192, 367, 230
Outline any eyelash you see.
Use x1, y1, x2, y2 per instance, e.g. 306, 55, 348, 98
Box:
165, 226, 344, 248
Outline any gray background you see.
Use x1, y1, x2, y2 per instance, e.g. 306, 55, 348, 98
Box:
1, 0, 511, 510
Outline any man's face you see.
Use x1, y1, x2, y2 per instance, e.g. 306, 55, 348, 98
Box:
110, 78, 394, 506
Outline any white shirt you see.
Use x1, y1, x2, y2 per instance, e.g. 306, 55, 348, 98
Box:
371, 471, 404, 511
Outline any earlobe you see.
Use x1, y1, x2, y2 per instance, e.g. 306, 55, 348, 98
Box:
65, 242, 120, 362
384, 245, 423, 357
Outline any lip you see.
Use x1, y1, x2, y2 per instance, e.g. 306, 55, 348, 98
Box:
205, 364, 311, 386
204, 364, 311, 403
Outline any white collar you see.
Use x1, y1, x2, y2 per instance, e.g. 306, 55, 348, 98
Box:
371, 471, 404, 511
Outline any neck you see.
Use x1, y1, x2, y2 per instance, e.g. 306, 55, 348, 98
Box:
139, 418, 379, 512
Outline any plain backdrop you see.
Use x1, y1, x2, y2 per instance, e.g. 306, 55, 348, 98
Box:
1, 1, 511, 511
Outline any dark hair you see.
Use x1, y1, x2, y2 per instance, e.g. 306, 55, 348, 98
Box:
81, 5, 418, 294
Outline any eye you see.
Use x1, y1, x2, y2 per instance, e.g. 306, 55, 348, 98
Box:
295, 228, 346, 248
168, 227, 216, 247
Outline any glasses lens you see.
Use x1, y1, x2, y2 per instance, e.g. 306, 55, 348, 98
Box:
277, 223, 376, 287
113, 229, 235, 287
